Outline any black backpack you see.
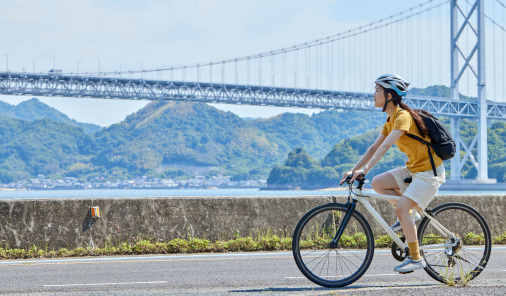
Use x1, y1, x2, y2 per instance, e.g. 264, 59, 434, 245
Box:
402, 109, 456, 176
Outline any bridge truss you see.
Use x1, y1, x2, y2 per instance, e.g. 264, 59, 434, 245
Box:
2, 72, 506, 120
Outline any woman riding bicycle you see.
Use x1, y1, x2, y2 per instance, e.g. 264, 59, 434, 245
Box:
340, 74, 445, 273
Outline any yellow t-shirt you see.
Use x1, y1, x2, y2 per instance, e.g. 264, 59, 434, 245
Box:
381, 107, 443, 173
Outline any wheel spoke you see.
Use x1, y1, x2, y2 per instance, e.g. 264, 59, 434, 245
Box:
301, 247, 329, 257
304, 249, 331, 266
293, 205, 374, 287
459, 250, 485, 266
418, 204, 490, 284
337, 253, 355, 275
336, 252, 360, 269
316, 252, 329, 277
424, 250, 444, 259
342, 249, 366, 261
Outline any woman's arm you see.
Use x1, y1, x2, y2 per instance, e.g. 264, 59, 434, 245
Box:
340, 133, 386, 185
349, 129, 406, 182
351, 133, 387, 171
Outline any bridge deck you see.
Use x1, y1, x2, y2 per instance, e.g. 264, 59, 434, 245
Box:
1, 72, 505, 120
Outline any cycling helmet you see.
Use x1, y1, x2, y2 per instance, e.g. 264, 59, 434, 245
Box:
374, 74, 410, 112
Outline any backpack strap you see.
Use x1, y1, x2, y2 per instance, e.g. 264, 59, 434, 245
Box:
405, 134, 437, 177
394, 109, 404, 118
387, 109, 404, 122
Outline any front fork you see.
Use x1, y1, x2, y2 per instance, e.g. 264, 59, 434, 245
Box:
329, 200, 357, 248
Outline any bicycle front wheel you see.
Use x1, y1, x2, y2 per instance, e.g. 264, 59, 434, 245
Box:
418, 202, 491, 284
292, 203, 374, 288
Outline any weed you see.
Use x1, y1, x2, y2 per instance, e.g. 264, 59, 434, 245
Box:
437, 255, 478, 287
374, 235, 393, 248
0, 230, 502, 260
462, 232, 485, 245
493, 231, 506, 244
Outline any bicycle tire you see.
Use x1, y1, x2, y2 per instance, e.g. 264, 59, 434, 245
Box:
292, 203, 374, 288
417, 202, 492, 284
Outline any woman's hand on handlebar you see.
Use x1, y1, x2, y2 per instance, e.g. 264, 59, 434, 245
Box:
340, 171, 353, 185
350, 169, 365, 183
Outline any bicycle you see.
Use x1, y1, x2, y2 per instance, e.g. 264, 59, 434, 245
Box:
292, 174, 491, 288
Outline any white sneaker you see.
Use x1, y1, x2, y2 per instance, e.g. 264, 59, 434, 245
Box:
391, 211, 422, 232
394, 257, 426, 273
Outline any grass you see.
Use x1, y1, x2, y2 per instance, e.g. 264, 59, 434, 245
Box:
439, 260, 477, 287
0, 230, 505, 260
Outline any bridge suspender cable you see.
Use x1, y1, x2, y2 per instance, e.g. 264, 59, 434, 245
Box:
59, 0, 449, 77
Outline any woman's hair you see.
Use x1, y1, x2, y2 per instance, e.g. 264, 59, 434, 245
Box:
383, 87, 429, 137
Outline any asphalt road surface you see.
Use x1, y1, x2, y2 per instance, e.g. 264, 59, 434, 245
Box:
0, 247, 505, 295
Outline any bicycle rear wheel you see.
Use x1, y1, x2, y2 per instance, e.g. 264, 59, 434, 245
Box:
418, 202, 491, 284
292, 203, 374, 288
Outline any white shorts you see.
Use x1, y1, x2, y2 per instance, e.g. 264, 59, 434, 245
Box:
387, 164, 445, 209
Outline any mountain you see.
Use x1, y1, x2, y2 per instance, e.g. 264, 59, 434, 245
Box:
267, 119, 506, 188
0, 98, 102, 133
265, 147, 345, 190
242, 117, 262, 121
266, 129, 408, 189
1, 84, 504, 185
321, 127, 408, 177
410, 85, 474, 100
0, 116, 87, 183
80, 101, 290, 180
252, 110, 386, 159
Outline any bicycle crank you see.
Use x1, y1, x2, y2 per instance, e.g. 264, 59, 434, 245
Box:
391, 236, 408, 262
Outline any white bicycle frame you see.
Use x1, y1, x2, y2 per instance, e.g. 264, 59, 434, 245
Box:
351, 188, 458, 251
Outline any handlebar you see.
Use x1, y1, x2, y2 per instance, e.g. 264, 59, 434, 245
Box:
342, 173, 366, 185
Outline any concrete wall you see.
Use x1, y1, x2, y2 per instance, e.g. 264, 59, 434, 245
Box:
0, 195, 504, 250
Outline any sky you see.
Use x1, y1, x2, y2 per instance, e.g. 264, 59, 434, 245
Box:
0, 0, 501, 126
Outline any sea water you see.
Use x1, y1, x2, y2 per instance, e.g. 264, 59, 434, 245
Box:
0, 188, 501, 200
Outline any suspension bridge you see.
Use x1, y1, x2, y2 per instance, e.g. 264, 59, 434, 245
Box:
0, 0, 505, 181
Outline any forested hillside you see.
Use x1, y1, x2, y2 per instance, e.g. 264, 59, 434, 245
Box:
0, 116, 87, 183
266, 119, 506, 189
0, 99, 386, 183
0, 98, 102, 133
80, 101, 289, 181
0, 84, 505, 185
252, 111, 386, 158
266, 129, 408, 189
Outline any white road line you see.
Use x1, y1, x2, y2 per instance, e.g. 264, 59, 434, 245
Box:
1, 246, 503, 266
285, 273, 398, 279
0, 249, 403, 266
0, 252, 294, 265
42, 281, 167, 287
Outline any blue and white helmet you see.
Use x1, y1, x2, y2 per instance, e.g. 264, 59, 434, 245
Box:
374, 74, 410, 97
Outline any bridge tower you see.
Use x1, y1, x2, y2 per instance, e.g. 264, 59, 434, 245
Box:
450, 0, 490, 181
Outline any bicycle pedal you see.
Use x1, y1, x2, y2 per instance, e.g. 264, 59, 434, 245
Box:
399, 271, 414, 274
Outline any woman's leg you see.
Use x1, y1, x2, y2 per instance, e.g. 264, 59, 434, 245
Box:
371, 172, 401, 206
393, 196, 426, 272
395, 196, 419, 243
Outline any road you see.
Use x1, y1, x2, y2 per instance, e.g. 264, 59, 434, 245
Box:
0, 247, 505, 295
